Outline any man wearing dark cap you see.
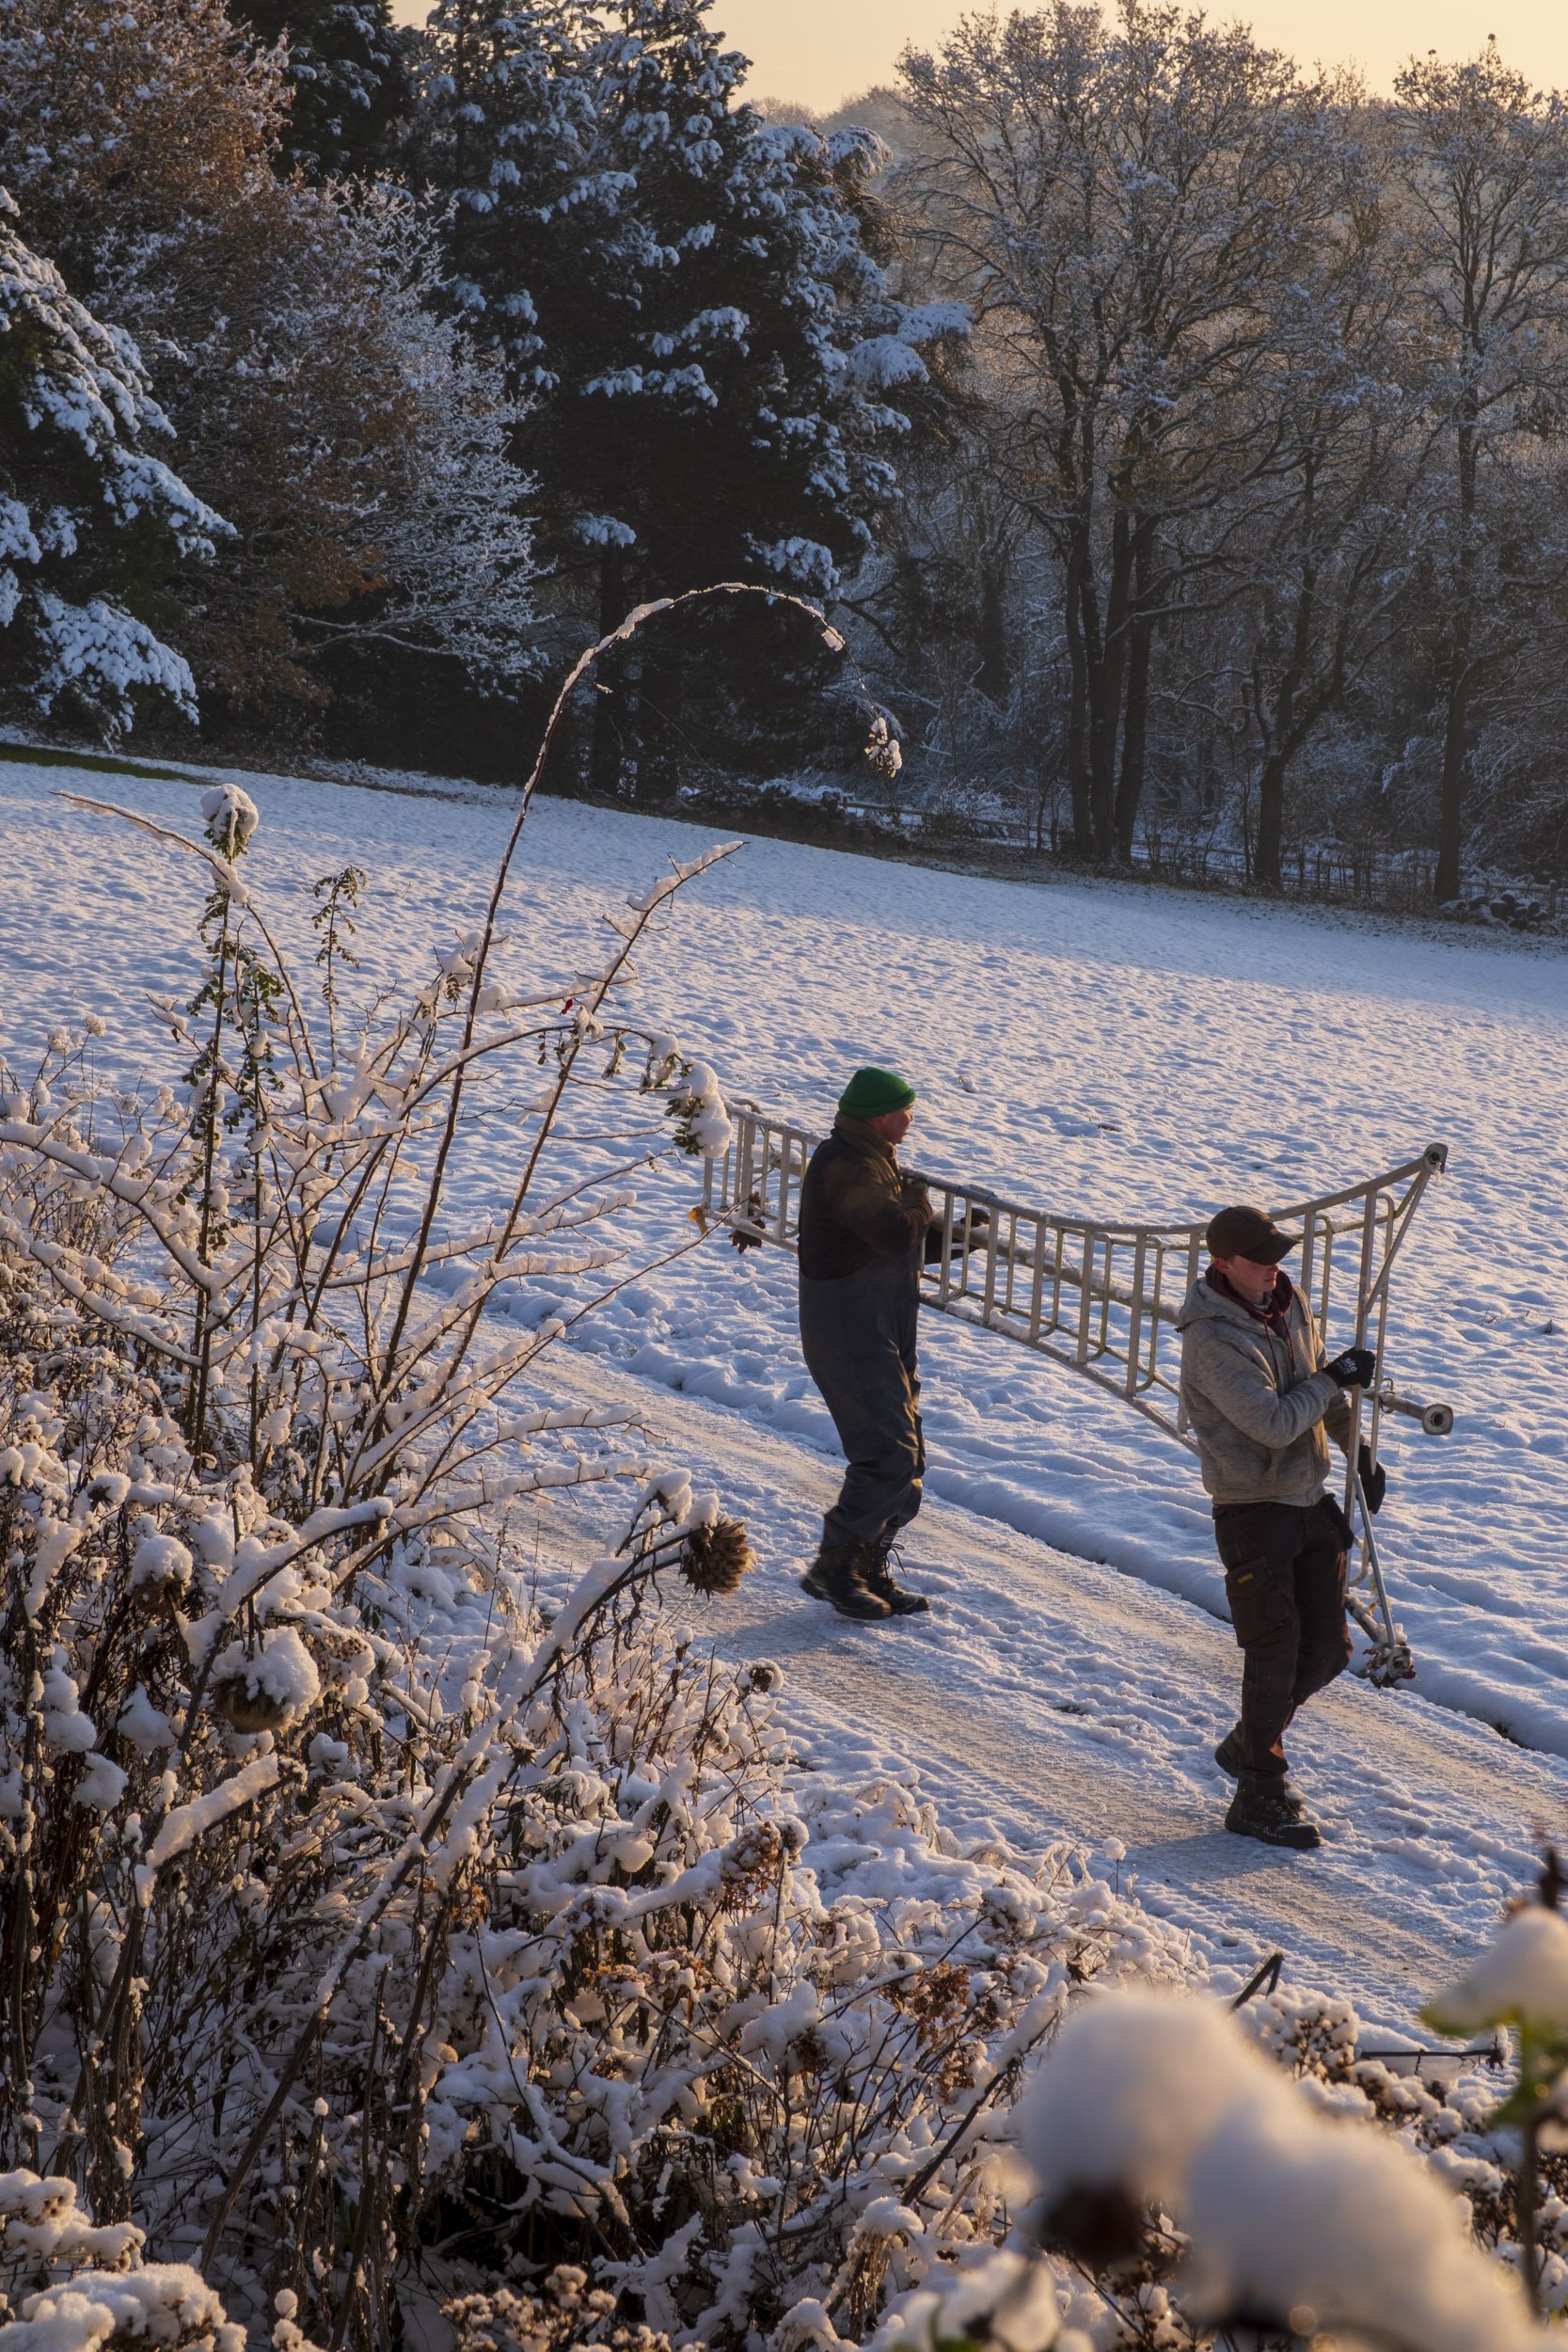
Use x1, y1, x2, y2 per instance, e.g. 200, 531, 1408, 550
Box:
1177, 1204, 1382, 1850
797, 1066, 937, 1621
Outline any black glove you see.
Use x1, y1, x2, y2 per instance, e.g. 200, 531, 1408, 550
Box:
1325, 1345, 1378, 1391
1358, 1441, 1386, 1515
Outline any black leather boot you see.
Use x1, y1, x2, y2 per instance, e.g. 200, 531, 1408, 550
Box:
862, 1538, 930, 1615
800, 1541, 891, 1620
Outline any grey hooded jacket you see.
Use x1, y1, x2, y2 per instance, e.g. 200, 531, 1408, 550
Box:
1175, 1271, 1353, 1507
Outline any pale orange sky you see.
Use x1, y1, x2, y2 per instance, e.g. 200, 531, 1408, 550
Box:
389, 0, 1568, 108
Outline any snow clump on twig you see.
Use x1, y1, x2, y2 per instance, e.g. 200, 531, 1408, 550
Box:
1018, 1988, 1544, 2350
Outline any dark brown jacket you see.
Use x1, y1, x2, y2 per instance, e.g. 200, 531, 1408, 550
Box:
798, 1117, 932, 1280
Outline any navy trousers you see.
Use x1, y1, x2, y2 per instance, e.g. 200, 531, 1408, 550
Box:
799, 1250, 926, 1548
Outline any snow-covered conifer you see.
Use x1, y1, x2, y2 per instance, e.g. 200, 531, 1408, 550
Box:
0, 0, 537, 723
0, 191, 230, 738
229, 0, 413, 176
417, 0, 963, 793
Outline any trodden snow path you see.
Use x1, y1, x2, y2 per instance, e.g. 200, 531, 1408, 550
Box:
528, 1330, 1568, 2035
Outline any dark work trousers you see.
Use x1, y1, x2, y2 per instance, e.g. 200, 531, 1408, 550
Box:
799, 1249, 925, 1549
1212, 1496, 1354, 1782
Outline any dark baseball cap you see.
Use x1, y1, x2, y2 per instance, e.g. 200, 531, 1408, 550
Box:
1205, 1203, 1300, 1263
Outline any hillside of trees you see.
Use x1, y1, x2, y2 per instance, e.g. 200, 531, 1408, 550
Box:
5, 0, 1568, 904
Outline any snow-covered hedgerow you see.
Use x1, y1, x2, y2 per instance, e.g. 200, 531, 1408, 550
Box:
0, 1113, 1191, 2350
0, 600, 1207, 2352
0, 188, 230, 739
0, 1179, 1193, 2346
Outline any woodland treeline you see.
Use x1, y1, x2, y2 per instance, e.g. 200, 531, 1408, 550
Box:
5, 0, 1568, 898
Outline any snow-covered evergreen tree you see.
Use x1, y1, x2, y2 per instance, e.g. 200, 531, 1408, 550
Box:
417, 0, 963, 792
0, 190, 230, 738
229, 0, 412, 176
0, 0, 536, 726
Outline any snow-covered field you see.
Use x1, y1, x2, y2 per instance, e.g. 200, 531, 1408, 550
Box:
5, 744, 1568, 2030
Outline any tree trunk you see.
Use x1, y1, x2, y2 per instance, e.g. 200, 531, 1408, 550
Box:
1434, 408, 1477, 905
1433, 655, 1470, 903
1255, 752, 1288, 889
1063, 526, 1093, 856
589, 548, 627, 797
975, 547, 1011, 706
1087, 510, 1134, 859
1113, 523, 1155, 863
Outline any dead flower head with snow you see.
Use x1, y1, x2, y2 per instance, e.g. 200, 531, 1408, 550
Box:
679, 1514, 752, 1596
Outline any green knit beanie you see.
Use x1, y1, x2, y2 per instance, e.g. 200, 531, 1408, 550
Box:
838, 1065, 916, 1120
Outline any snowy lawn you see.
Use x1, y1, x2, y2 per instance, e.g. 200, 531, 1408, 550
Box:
4, 745, 1568, 2018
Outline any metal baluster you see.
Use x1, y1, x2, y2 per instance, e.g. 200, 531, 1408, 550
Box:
1298, 1206, 1319, 1318
1125, 1234, 1148, 1397
1028, 1213, 1047, 1343
1339, 1184, 1383, 1631
1176, 1228, 1202, 1434
1001, 1209, 1020, 1318
773, 1126, 792, 1240
736, 1115, 756, 1232
935, 1185, 955, 1306
981, 1202, 1000, 1324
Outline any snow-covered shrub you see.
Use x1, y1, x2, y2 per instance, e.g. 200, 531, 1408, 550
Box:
444, 2268, 672, 2352
0, 594, 1207, 2350
0, 188, 229, 739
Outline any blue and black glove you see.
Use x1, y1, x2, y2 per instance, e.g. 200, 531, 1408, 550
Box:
1326, 1345, 1378, 1391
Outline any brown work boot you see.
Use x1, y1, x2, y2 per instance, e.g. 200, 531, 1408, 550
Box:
800, 1542, 891, 1621
1214, 1727, 1306, 1818
1225, 1783, 1321, 1851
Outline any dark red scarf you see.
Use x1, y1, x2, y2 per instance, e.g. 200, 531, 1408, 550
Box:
1207, 1262, 1292, 1340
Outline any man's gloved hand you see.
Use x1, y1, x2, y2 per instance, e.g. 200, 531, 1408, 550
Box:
1325, 1345, 1378, 1391
1357, 1440, 1386, 1514
899, 1172, 936, 1225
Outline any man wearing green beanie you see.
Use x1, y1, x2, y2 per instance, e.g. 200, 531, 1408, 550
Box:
796, 1066, 937, 1619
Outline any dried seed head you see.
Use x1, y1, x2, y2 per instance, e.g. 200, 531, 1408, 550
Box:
211, 1680, 291, 1735
863, 710, 902, 781
679, 1516, 752, 1596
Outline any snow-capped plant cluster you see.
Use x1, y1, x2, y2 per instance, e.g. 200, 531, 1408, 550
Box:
0, 610, 1204, 2352
0, 2170, 244, 2352
0, 188, 230, 739
1010, 1987, 1544, 2351
898, 1917, 1568, 2352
